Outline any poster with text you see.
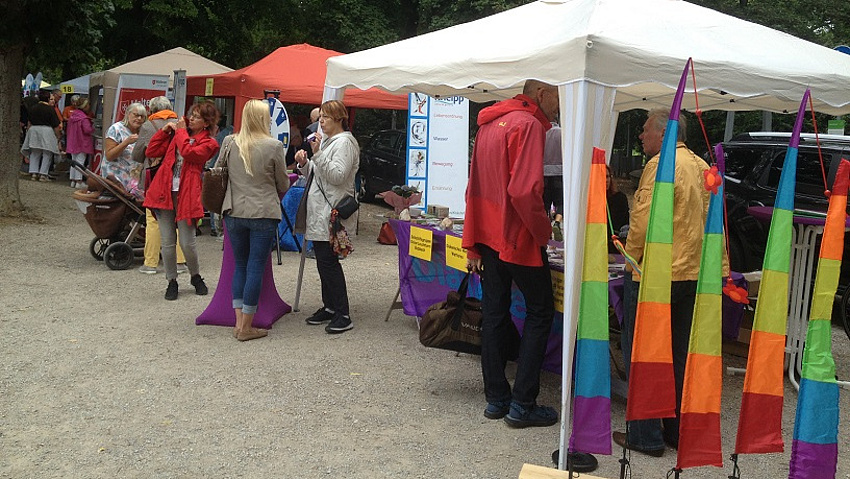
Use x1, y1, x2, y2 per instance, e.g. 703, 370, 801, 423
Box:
406, 93, 469, 217
113, 74, 169, 122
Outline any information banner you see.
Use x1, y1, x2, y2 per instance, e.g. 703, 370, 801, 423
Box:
445, 235, 467, 271
113, 74, 169, 122
409, 226, 433, 261
407, 93, 469, 216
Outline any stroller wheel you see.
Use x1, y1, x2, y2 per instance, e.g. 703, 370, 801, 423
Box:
90, 237, 110, 261
104, 242, 134, 270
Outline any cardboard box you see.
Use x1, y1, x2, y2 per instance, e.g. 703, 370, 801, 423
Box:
427, 204, 449, 218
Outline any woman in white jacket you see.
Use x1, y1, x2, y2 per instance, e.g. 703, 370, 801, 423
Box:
294, 100, 359, 334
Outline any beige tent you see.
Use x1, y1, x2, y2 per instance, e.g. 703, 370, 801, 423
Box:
89, 47, 232, 136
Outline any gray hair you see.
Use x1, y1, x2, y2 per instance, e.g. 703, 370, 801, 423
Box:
647, 108, 687, 142
148, 96, 172, 114
121, 102, 148, 127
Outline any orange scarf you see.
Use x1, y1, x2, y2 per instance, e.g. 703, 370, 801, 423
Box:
149, 109, 177, 121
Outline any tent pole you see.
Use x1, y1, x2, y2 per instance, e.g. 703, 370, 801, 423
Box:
293, 237, 308, 312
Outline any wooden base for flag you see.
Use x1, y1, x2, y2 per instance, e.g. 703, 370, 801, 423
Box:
519, 464, 610, 479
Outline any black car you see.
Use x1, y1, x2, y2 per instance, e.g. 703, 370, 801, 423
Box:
358, 129, 406, 202
723, 132, 850, 336
723, 132, 850, 274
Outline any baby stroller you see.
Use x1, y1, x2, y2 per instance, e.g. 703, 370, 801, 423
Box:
70, 160, 146, 270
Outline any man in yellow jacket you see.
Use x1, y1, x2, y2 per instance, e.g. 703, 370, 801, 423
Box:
615, 108, 711, 457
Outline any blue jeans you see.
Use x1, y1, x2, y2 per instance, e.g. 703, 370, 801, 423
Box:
224, 216, 278, 314
621, 276, 696, 449
478, 244, 554, 406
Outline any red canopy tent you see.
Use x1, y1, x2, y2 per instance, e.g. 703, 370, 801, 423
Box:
186, 43, 408, 129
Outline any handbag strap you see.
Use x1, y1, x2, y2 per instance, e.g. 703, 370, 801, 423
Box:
450, 272, 472, 331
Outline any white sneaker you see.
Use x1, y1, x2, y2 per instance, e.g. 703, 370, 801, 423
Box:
176, 264, 189, 274
138, 265, 159, 274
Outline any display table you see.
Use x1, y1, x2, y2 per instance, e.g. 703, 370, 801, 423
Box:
389, 219, 565, 373
389, 219, 747, 376
746, 206, 850, 390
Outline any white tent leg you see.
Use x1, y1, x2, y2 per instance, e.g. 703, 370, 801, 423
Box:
556, 80, 617, 470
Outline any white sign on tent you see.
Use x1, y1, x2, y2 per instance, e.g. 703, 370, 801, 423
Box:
405, 93, 469, 216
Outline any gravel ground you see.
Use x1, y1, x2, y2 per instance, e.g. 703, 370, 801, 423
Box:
1, 176, 849, 479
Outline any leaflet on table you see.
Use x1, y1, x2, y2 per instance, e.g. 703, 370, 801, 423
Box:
445, 235, 467, 271
408, 226, 433, 261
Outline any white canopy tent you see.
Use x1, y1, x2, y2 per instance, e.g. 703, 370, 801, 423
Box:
323, 0, 850, 471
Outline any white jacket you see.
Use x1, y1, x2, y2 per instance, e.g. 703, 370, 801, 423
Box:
295, 131, 360, 241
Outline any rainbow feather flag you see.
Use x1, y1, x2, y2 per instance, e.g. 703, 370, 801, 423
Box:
735, 89, 810, 454
626, 59, 691, 421
569, 147, 611, 455
788, 158, 848, 478
676, 143, 726, 469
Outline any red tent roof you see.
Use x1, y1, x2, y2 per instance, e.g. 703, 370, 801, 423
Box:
187, 43, 407, 127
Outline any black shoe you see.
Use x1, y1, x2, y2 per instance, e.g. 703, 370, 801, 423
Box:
306, 307, 334, 325
503, 403, 558, 428
612, 431, 664, 457
165, 279, 178, 300
325, 313, 353, 334
484, 400, 510, 420
551, 450, 598, 473
190, 274, 208, 295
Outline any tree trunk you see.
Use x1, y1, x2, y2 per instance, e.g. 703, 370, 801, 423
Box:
0, 45, 25, 216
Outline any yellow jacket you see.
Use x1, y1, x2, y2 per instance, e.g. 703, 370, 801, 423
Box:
626, 142, 728, 281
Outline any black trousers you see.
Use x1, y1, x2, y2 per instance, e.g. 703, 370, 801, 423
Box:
478, 244, 554, 406
313, 241, 350, 316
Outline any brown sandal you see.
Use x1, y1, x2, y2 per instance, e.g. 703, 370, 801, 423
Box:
237, 328, 268, 342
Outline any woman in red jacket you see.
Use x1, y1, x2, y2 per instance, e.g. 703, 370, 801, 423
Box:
143, 101, 220, 300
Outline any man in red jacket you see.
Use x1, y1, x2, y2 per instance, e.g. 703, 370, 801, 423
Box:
462, 79, 560, 428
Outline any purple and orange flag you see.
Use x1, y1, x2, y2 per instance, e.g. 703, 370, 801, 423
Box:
788, 159, 848, 478
626, 59, 692, 422
676, 143, 726, 470
735, 89, 810, 455
569, 147, 612, 455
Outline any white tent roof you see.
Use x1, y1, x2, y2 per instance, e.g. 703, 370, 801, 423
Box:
107, 47, 232, 85
326, 0, 850, 115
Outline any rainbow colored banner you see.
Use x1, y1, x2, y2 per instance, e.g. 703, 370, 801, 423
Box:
676, 143, 726, 469
735, 89, 810, 454
569, 147, 611, 454
788, 158, 848, 478
627, 59, 691, 421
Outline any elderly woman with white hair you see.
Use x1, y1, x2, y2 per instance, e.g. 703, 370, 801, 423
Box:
103, 102, 147, 198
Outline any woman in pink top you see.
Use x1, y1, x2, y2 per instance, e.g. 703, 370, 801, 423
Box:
65, 96, 94, 189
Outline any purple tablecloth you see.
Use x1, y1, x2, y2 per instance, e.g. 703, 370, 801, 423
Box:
390, 219, 747, 374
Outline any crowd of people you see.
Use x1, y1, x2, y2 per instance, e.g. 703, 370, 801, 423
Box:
20, 80, 714, 467
19, 90, 359, 341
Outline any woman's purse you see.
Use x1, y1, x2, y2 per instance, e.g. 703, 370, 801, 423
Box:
201, 139, 232, 215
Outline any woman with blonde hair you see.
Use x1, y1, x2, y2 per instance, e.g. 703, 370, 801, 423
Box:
294, 100, 359, 334
216, 99, 290, 341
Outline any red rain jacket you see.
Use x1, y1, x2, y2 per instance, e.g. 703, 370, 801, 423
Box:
462, 94, 552, 267
142, 127, 219, 222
